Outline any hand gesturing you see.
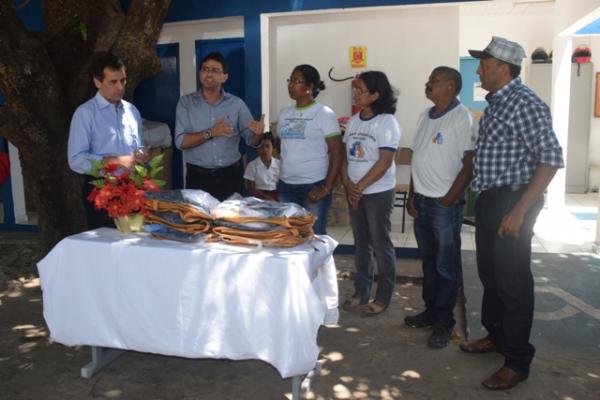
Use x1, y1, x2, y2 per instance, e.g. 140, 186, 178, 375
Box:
249, 114, 265, 135
212, 117, 234, 137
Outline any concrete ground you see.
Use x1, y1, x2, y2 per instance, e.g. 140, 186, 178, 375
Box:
1, 231, 600, 399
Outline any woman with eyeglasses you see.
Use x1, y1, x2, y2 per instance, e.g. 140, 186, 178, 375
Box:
341, 71, 401, 317
276, 64, 344, 235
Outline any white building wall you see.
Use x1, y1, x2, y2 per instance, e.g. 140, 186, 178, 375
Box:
581, 36, 600, 190
266, 5, 459, 146
459, 2, 555, 85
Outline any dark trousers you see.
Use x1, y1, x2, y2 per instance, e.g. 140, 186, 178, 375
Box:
413, 194, 463, 329
82, 175, 114, 230
186, 162, 244, 201
475, 185, 544, 376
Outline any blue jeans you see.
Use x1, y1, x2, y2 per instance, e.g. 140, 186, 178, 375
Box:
349, 188, 396, 305
277, 180, 331, 235
413, 194, 463, 329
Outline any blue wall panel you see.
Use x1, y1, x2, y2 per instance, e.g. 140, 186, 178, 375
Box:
165, 0, 469, 22
134, 43, 184, 188
195, 38, 245, 98
14, 0, 44, 31
459, 56, 487, 112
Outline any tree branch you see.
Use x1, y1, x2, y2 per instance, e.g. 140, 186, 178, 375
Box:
0, 0, 68, 148
47, 1, 128, 112
113, 0, 172, 96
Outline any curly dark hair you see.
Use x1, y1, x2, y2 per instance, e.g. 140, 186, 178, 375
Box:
358, 71, 397, 115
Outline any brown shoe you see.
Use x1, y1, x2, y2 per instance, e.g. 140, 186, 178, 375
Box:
459, 337, 497, 353
482, 366, 527, 390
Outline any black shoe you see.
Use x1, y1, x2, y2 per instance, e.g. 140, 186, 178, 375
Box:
404, 310, 434, 328
427, 326, 452, 349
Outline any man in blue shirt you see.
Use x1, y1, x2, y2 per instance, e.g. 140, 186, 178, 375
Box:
175, 52, 264, 201
68, 53, 145, 229
461, 37, 564, 390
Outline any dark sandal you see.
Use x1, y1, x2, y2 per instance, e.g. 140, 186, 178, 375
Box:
342, 296, 368, 311
361, 300, 388, 317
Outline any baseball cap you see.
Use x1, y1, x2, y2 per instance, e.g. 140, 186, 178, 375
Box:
469, 36, 526, 66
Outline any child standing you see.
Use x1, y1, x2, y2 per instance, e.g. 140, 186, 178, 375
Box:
244, 133, 280, 201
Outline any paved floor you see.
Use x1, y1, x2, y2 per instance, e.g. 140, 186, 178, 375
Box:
329, 192, 600, 254
1, 254, 599, 399
1, 193, 600, 399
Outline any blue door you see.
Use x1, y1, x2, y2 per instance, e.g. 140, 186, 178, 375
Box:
0, 137, 17, 228
134, 43, 183, 189
459, 56, 488, 112
195, 38, 245, 98
0, 90, 16, 228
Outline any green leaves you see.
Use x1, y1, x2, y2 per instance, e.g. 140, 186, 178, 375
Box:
150, 166, 163, 178
84, 152, 166, 190
89, 179, 105, 188
148, 153, 164, 169
79, 21, 88, 42
87, 159, 104, 178
134, 164, 148, 177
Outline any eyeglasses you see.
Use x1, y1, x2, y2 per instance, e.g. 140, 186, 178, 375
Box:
200, 66, 224, 74
353, 86, 370, 95
287, 78, 306, 85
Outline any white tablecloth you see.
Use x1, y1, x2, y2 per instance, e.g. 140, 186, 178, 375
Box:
37, 228, 339, 378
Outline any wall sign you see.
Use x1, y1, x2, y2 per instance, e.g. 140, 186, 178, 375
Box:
349, 46, 367, 68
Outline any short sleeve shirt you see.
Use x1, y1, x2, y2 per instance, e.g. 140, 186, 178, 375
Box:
343, 113, 401, 194
278, 102, 340, 184
411, 102, 477, 198
243, 157, 280, 191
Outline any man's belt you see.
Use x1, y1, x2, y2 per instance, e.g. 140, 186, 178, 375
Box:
414, 193, 443, 201
186, 162, 239, 177
482, 184, 525, 195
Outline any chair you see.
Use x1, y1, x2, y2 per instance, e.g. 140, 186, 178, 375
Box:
394, 147, 412, 233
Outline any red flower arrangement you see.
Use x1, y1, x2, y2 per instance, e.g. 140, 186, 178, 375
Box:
87, 155, 165, 218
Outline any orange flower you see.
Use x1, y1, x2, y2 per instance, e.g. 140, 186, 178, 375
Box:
103, 163, 119, 174
86, 157, 163, 219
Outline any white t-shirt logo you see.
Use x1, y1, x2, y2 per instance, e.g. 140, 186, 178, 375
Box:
349, 141, 365, 158
280, 118, 307, 140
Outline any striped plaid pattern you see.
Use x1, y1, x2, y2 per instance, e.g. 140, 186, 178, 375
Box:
472, 78, 564, 191
484, 36, 526, 66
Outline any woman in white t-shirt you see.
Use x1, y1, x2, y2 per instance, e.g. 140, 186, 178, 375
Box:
276, 64, 344, 235
341, 71, 401, 317
243, 133, 280, 201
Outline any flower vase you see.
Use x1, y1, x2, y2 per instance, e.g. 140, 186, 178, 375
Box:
113, 213, 144, 234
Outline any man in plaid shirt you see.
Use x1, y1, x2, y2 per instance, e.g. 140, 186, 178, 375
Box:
460, 37, 564, 390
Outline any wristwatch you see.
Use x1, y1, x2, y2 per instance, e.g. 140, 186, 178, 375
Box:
202, 129, 213, 140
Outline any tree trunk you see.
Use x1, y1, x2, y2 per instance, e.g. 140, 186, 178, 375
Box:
0, 0, 172, 257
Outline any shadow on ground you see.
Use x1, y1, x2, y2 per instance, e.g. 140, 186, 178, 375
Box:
1, 232, 599, 399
